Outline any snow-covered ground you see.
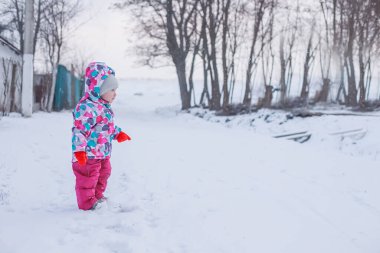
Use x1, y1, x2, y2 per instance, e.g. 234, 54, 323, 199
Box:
188, 106, 380, 162
0, 79, 379, 253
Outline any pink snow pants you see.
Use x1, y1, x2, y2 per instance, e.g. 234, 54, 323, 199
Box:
72, 158, 112, 210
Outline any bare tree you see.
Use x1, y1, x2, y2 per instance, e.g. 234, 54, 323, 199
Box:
200, 0, 222, 110
242, 0, 267, 106
116, 0, 199, 110
0, 0, 24, 53
198, 0, 245, 110
313, 0, 380, 107
188, 5, 201, 107
221, 0, 231, 110
0, 0, 48, 56
259, 0, 276, 108
168, 0, 199, 109
314, 0, 339, 103
278, 2, 299, 106
115, 0, 380, 111
300, 19, 317, 103
198, 7, 211, 107
227, 0, 245, 104
333, 0, 348, 104
356, 0, 380, 107
39, 0, 80, 111
343, 0, 358, 106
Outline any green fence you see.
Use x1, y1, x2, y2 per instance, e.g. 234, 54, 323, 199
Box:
53, 65, 84, 111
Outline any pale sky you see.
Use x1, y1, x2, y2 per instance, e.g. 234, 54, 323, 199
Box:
65, 0, 176, 80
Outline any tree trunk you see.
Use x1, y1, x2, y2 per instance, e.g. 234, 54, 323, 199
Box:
200, 16, 211, 107
208, 1, 221, 110
9, 63, 18, 112
319, 78, 330, 102
222, 0, 231, 110
279, 35, 286, 105
199, 57, 211, 107
243, 67, 253, 106
263, 85, 273, 108
358, 45, 366, 107
47, 65, 56, 112
174, 59, 191, 110
345, 10, 357, 106
335, 58, 348, 104
166, 0, 191, 110
300, 29, 314, 102
188, 40, 199, 107
243, 0, 265, 106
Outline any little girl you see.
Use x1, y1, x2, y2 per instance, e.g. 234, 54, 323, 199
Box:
71, 62, 131, 210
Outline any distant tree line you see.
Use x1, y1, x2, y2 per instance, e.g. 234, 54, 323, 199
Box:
116, 0, 380, 112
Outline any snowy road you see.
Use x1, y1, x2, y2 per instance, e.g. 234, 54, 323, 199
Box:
0, 80, 379, 253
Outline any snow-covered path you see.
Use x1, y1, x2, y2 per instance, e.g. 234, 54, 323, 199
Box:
0, 80, 379, 253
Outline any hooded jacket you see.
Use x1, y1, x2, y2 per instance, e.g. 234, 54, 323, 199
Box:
71, 62, 122, 161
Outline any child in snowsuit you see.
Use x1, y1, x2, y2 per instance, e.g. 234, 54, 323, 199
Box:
71, 62, 131, 211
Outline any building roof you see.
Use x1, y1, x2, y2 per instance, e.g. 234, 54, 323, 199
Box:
0, 35, 21, 55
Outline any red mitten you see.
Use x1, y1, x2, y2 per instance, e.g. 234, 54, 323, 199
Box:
74, 151, 87, 165
116, 131, 131, 143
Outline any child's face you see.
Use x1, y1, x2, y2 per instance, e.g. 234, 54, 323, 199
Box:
101, 89, 117, 103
